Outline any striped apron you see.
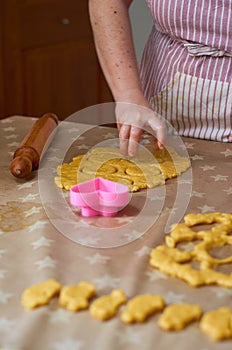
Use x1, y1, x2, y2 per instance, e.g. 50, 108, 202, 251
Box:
140, 0, 232, 141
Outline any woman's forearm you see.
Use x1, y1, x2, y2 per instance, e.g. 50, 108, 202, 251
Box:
89, 0, 147, 104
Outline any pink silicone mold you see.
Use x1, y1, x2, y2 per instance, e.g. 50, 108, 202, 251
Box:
70, 177, 129, 217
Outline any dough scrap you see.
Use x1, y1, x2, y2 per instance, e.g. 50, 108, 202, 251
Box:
21, 279, 62, 310
158, 303, 202, 331
150, 212, 232, 288
89, 289, 127, 320
200, 307, 232, 341
120, 294, 165, 323
54, 146, 190, 192
59, 281, 96, 312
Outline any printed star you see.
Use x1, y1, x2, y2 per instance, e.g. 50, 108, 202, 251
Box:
8, 141, 19, 147
0, 317, 15, 331
0, 291, 13, 303
0, 270, 7, 279
34, 256, 57, 270
17, 181, 37, 189
4, 134, 18, 139
67, 127, 80, 133
31, 237, 54, 250
3, 126, 16, 132
116, 328, 142, 345
192, 191, 205, 198
47, 156, 62, 162
200, 165, 216, 171
191, 154, 204, 160
178, 179, 192, 185
85, 253, 110, 265
49, 309, 72, 324
8, 151, 14, 157
19, 193, 39, 202
0, 249, 6, 258
24, 206, 41, 217
220, 149, 232, 157
197, 205, 215, 213
146, 270, 168, 282
28, 221, 48, 232
164, 291, 185, 303
77, 236, 101, 246
211, 175, 228, 182
223, 187, 232, 195
77, 144, 89, 150
103, 132, 116, 139
183, 142, 195, 149
134, 246, 151, 257
1, 118, 13, 123
52, 339, 84, 350
210, 287, 232, 298
93, 274, 120, 290
115, 216, 134, 224
122, 230, 142, 241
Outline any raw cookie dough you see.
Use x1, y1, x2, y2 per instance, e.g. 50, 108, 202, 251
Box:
59, 281, 96, 312
54, 146, 190, 192
200, 307, 232, 341
89, 289, 127, 321
120, 294, 165, 323
158, 303, 202, 331
150, 212, 232, 288
21, 279, 62, 310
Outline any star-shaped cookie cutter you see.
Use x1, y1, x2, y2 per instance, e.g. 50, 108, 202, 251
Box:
70, 177, 129, 217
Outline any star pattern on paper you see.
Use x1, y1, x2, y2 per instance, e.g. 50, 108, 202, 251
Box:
114, 216, 134, 224
116, 328, 143, 346
77, 236, 101, 246
17, 181, 37, 189
19, 193, 39, 202
122, 230, 142, 241
210, 287, 232, 298
8, 141, 19, 147
164, 291, 185, 303
3, 126, 16, 132
0, 291, 13, 303
28, 221, 48, 232
48, 309, 72, 324
0, 317, 15, 331
191, 191, 205, 198
178, 179, 192, 185
220, 149, 232, 157
31, 236, 54, 250
223, 187, 232, 195
4, 134, 18, 139
1, 118, 13, 123
146, 270, 168, 282
103, 132, 116, 139
47, 156, 63, 162
191, 154, 204, 160
200, 165, 216, 171
183, 142, 195, 149
76, 144, 89, 150
0, 249, 6, 258
85, 253, 110, 265
34, 256, 57, 270
134, 246, 151, 257
52, 339, 84, 350
92, 274, 120, 290
211, 174, 228, 182
0, 270, 7, 279
197, 205, 216, 213
24, 206, 42, 217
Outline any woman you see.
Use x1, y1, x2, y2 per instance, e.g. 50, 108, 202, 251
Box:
89, 0, 232, 156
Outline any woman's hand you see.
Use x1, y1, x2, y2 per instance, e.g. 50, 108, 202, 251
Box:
116, 102, 166, 156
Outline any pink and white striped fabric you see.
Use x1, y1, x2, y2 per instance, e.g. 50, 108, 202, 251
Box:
140, 0, 232, 141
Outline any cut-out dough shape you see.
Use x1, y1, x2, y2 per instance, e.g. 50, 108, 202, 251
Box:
200, 307, 232, 341
158, 303, 202, 331
150, 212, 232, 288
89, 289, 127, 320
55, 146, 190, 192
21, 279, 62, 310
120, 294, 165, 323
59, 281, 96, 311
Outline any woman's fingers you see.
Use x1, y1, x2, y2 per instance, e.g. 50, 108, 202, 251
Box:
128, 126, 143, 156
148, 118, 166, 148
119, 124, 131, 155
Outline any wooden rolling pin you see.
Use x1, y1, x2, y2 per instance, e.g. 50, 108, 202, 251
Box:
10, 113, 59, 178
